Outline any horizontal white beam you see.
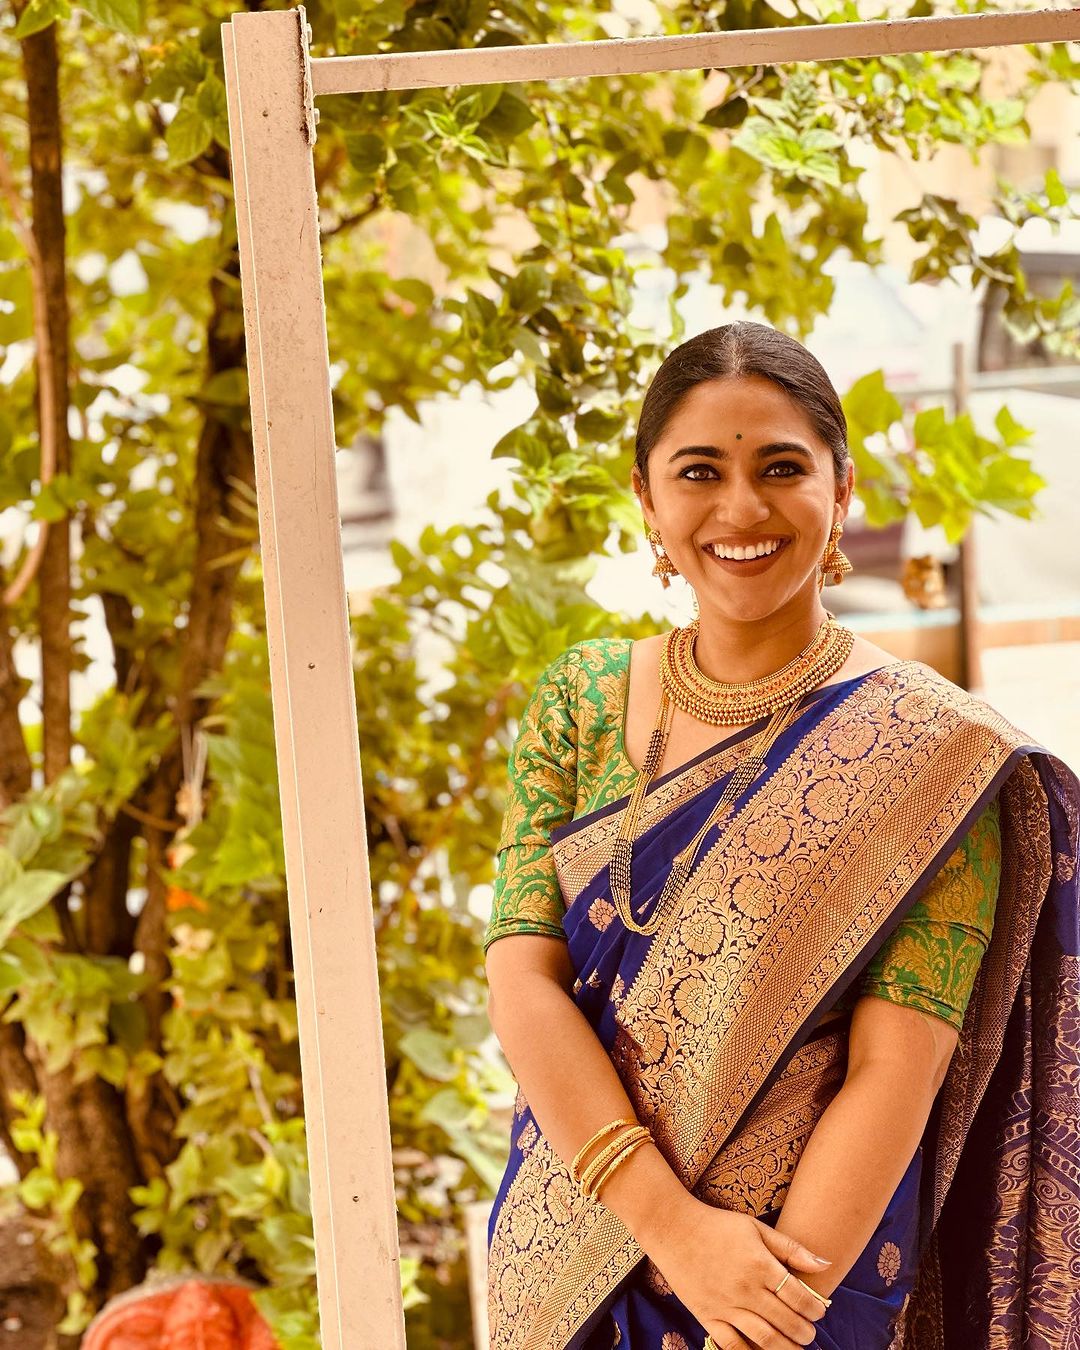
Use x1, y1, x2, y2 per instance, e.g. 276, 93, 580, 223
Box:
311, 8, 1080, 95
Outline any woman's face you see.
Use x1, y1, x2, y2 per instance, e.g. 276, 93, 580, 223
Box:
632, 374, 854, 626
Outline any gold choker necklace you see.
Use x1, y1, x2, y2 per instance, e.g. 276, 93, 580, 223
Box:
660, 614, 855, 725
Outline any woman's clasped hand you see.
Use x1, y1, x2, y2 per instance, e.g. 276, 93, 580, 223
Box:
648, 1203, 828, 1350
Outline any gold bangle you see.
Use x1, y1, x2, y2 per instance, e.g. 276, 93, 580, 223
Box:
585, 1131, 652, 1201
794, 1275, 832, 1309
579, 1126, 650, 1194
579, 1126, 650, 1196
578, 1124, 647, 1181
571, 1118, 638, 1180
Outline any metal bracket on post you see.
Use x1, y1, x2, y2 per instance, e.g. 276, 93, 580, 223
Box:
221, 8, 405, 1348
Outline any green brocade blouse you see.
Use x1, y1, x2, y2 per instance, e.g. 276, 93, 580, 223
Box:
485, 639, 1002, 1032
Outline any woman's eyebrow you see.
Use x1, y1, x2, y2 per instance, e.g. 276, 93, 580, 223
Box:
668, 441, 814, 463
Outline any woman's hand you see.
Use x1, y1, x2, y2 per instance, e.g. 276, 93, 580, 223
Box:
644, 1199, 829, 1350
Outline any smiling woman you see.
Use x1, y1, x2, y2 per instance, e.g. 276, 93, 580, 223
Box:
483, 322, 1080, 1350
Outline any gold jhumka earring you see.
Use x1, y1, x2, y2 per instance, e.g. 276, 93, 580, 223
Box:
646, 527, 679, 589
818, 521, 852, 592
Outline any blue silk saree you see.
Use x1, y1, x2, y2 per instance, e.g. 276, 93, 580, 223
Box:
487, 661, 1080, 1350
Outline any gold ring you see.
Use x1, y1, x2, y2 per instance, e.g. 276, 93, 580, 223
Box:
773, 1270, 792, 1295
794, 1275, 833, 1309
703, 1338, 716, 1350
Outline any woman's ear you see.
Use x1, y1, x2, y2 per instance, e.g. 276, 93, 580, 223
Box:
837, 459, 855, 526
631, 463, 655, 530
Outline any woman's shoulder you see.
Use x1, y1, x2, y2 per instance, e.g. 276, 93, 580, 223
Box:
525, 637, 633, 710
867, 656, 1043, 755
564, 637, 631, 669
544, 636, 633, 682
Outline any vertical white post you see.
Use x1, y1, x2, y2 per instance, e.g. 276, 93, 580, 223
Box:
221, 10, 406, 1348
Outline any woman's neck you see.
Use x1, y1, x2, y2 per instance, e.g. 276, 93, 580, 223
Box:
691, 603, 832, 685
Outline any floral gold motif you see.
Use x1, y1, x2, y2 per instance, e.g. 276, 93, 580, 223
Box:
588, 897, 616, 930
877, 1240, 902, 1286
643, 1261, 674, 1297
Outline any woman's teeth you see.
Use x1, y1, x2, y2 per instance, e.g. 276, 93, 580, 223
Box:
706, 539, 785, 561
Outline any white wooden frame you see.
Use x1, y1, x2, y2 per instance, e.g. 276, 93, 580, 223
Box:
220, 8, 1080, 1345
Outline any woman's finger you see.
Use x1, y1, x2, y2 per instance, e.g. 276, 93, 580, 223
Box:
757, 1223, 833, 1276
761, 1260, 831, 1323
706, 1324, 754, 1350
761, 1289, 819, 1345
732, 1307, 815, 1350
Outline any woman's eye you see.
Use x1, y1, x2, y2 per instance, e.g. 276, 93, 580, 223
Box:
680, 461, 802, 482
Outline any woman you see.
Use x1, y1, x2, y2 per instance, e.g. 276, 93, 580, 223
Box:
483, 322, 1080, 1350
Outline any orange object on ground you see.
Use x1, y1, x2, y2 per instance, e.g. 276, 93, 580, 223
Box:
82, 1278, 279, 1350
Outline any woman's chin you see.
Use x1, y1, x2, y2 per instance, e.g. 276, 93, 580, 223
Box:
698, 592, 795, 626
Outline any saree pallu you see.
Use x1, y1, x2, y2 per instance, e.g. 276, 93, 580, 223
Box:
486, 662, 1080, 1350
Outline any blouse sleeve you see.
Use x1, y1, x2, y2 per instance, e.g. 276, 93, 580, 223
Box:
483, 648, 581, 952
841, 797, 1002, 1030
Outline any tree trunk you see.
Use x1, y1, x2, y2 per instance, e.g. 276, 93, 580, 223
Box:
17, 8, 73, 784
28, 1051, 147, 1301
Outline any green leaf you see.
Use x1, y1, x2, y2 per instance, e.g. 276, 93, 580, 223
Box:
418, 1087, 473, 1132
1045, 167, 1068, 209
0, 856, 68, 946
398, 1028, 458, 1081
507, 264, 551, 317
79, 0, 141, 34
993, 405, 1033, 449
345, 133, 384, 176
842, 369, 903, 435
703, 96, 748, 130
19, 1171, 56, 1208
195, 74, 230, 150
480, 91, 536, 140
0, 952, 28, 994
575, 408, 625, 443
913, 406, 948, 445
165, 99, 212, 168
17, 904, 62, 942
13, 0, 70, 38
447, 1130, 509, 1192
144, 40, 207, 100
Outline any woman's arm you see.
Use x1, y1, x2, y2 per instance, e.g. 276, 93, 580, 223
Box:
487, 935, 670, 1206
486, 933, 830, 1350
771, 995, 959, 1300
775, 804, 999, 1299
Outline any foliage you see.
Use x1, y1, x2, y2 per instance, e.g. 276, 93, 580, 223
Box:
3, 1092, 96, 1334
0, 0, 1075, 1346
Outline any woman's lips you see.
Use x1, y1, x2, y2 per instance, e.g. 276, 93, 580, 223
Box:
702, 539, 790, 576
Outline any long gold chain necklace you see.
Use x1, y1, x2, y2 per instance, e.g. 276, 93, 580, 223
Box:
610, 615, 856, 936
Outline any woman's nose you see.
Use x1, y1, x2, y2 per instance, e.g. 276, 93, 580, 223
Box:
715, 475, 771, 526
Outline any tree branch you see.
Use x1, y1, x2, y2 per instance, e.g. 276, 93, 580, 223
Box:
0, 138, 53, 610
320, 193, 384, 240
0, 588, 32, 808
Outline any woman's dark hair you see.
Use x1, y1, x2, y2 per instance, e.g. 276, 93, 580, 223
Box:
635, 321, 850, 485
